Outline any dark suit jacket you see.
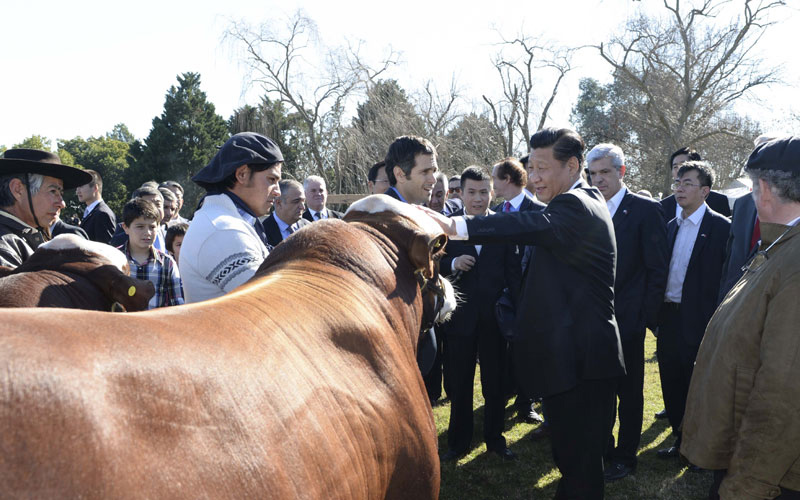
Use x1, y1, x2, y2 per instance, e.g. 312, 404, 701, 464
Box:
441, 209, 521, 337
612, 191, 669, 339
263, 214, 310, 248
383, 187, 403, 202
80, 200, 116, 244
51, 219, 89, 240
302, 208, 343, 222
661, 190, 730, 223
663, 207, 730, 347
492, 193, 545, 215
108, 223, 127, 248
718, 194, 757, 302
465, 180, 625, 398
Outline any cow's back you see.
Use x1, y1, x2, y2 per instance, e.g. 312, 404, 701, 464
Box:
0, 262, 438, 499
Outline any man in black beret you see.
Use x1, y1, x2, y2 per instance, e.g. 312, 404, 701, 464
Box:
179, 132, 283, 303
681, 136, 800, 499
0, 148, 92, 268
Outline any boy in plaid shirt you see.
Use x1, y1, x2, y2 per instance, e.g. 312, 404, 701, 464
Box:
119, 198, 184, 309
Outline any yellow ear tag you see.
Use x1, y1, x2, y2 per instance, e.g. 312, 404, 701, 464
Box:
128, 286, 136, 297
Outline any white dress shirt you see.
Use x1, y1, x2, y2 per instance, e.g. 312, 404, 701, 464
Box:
605, 186, 627, 218
309, 208, 328, 220
507, 191, 528, 212
273, 213, 296, 239
664, 203, 707, 303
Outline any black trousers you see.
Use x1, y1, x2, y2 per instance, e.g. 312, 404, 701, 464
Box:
544, 378, 616, 500
444, 313, 507, 453
423, 325, 446, 402
607, 330, 646, 467
657, 303, 698, 445
709, 470, 800, 500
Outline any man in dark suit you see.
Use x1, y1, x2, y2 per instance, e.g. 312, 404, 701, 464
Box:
491, 156, 545, 423
426, 128, 625, 498
51, 215, 89, 239
440, 166, 519, 462
660, 148, 731, 222
587, 144, 669, 481
656, 161, 730, 460
718, 193, 758, 302
383, 136, 438, 206
76, 169, 116, 244
263, 179, 310, 248
301, 175, 343, 222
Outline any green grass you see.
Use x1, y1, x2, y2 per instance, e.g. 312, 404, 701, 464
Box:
433, 333, 711, 499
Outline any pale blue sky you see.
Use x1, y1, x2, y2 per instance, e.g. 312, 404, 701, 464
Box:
1, 0, 797, 147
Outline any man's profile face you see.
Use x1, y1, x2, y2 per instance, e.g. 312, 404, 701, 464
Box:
275, 186, 306, 224
671, 153, 690, 180
429, 179, 446, 212
461, 178, 493, 216
368, 168, 389, 195
447, 180, 461, 200
529, 146, 576, 204
30, 175, 66, 228
162, 198, 178, 223
236, 164, 282, 217
395, 153, 438, 205
587, 157, 624, 202
75, 182, 95, 204
305, 179, 327, 212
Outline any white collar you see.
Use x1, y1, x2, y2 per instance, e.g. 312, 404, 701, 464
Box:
508, 191, 527, 209
273, 212, 293, 232
787, 215, 800, 227
310, 208, 326, 219
84, 199, 101, 215
678, 202, 707, 226
607, 186, 627, 210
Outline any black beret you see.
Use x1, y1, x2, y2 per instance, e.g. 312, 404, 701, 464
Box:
192, 132, 284, 189
746, 136, 800, 174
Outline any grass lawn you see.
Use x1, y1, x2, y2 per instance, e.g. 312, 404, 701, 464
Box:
433, 333, 712, 499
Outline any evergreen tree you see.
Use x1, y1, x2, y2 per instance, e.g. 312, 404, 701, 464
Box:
138, 72, 229, 216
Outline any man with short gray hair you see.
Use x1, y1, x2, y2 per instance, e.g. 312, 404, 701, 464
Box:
682, 136, 800, 499
586, 143, 669, 480
264, 179, 310, 247
302, 175, 342, 222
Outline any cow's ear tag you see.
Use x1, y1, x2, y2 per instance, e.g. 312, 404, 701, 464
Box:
128, 286, 136, 297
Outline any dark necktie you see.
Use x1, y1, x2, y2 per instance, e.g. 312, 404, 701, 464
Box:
315, 211, 322, 220
503, 201, 512, 213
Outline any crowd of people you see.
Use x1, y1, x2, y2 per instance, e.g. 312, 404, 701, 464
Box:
0, 127, 798, 499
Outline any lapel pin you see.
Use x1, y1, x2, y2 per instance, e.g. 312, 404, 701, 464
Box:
623, 209, 628, 215
701, 233, 707, 237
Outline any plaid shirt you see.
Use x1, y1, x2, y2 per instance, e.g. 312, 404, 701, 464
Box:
119, 242, 184, 309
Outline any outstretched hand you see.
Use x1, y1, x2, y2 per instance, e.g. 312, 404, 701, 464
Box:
414, 205, 458, 236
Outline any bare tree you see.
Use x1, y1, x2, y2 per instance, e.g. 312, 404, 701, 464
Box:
597, 0, 786, 193
225, 11, 398, 189
483, 33, 575, 156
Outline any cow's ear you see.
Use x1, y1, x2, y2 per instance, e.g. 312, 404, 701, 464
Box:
86, 265, 155, 312
409, 232, 448, 279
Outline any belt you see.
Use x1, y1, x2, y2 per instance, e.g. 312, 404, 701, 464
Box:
662, 301, 681, 312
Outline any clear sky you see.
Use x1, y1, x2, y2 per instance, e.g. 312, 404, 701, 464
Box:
2, 0, 797, 148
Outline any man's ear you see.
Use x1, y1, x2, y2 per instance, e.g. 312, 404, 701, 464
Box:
566, 157, 581, 177
619, 165, 627, 178
234, 164, 251, 184
394, 166, 406, 184
8, 178, 26, 202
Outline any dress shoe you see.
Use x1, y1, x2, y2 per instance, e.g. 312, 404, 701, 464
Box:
604, 462, 635, 481
529, 425, 550, 440
440, 449, 464, 462
657, 446, 680, 458
488, 447, 518, 461
687, 463, 705, 473
654, 408, 668, 419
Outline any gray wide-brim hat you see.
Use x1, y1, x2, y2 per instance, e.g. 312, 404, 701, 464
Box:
0, 149, 93, 189
192, 132, 284, 190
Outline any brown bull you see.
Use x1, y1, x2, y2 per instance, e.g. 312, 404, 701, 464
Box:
0, 195, 455, 499
0, 234, 154, 311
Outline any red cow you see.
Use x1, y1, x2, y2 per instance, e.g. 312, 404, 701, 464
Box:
0, 195, 454, 499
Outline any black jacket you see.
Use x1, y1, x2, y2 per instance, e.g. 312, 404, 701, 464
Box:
465, 180, 625, 398
718, 194, 757, 303
441, 209, 521, 337
0, 210, 44, 268
52, 219, 89, 240
612, 191, 669, 338
263, 213, 311, 248
662, 207, 730, 347
80, 200, 116, 244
